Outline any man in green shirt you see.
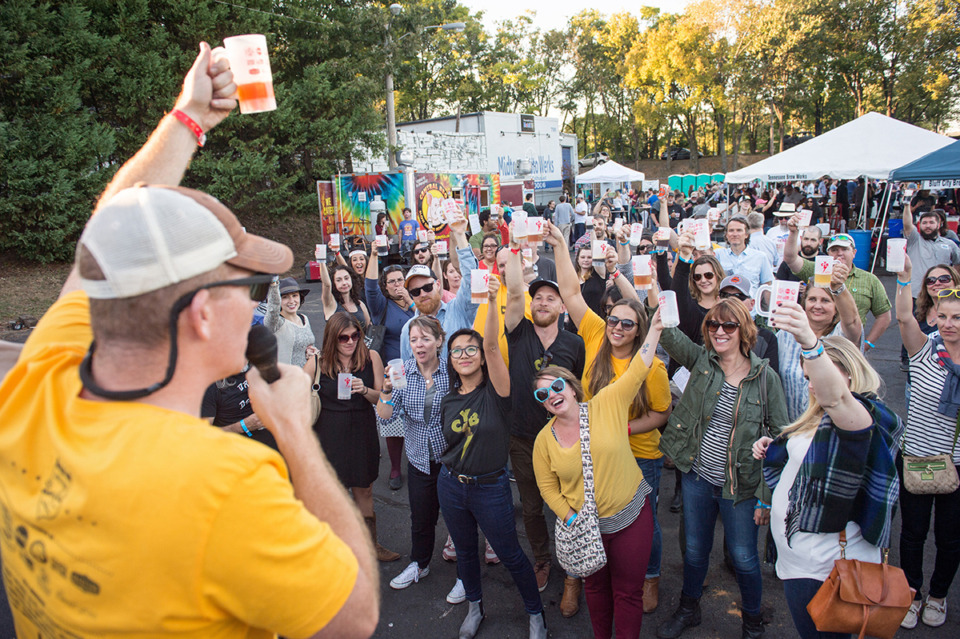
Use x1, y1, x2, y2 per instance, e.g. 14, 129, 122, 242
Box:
782, 214, 891, 352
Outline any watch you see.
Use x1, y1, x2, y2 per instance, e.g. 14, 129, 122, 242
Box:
829, 283, 846, 296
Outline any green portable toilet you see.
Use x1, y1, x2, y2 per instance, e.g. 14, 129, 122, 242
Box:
696, 173, 711, 189
667, 174, 682, 192
712, 173, 725, 184
681, 174, 696, 196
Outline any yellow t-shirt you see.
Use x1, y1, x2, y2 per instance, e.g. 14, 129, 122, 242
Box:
473, 282, 532, 367
533, 354, 651, 519
578, 309, 671, 459
0, 292, 357, 638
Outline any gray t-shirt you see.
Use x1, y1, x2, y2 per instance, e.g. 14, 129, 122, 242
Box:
906, 231, 960, 297
554, 202, 575, 226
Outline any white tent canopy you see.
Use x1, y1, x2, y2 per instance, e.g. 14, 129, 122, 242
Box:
725, 112, 954, 184
576, 160, 645, 184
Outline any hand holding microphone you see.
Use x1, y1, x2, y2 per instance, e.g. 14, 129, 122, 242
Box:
245, 325, 311, 440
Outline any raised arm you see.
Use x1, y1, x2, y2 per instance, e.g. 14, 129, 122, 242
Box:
548, 222, 589, 328
264, 280, 284, 333
782, 214, 804, 275
484, 277, 510, 397
896, 255, 927, 356
829, 263, 863, 344
902, 202, 915, 238
503, 229, 526, 334
319, 259, 338, 318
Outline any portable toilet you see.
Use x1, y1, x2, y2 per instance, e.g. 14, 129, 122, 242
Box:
681, 174, 697, 196
712, 172, 725, 184
667, 174, 683, 192
696, 173, 711, 190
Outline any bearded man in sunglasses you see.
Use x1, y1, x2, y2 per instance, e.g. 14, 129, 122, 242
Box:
0, 44, 378, 638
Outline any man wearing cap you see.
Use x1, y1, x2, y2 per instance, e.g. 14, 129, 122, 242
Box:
0, 45, 378, 638
902, 203, 960, 298
399, 216, 478, 361
783, 215, 892, 352
717, 275, 780, 373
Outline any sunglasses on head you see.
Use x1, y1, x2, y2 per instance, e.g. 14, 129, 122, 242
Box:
719, 290, 748, 301
534, 377, 566, 403
693, 271, 716, 282
384, 265, 404, 275
937, 289, 960, 300
927, 274, 954, 285
536, 349, 554, 372
338, 331, 361, 344
706, 320, 740, 333
606, 315, 638, 330
450, 345, 480, 359
408, 281, 436, 297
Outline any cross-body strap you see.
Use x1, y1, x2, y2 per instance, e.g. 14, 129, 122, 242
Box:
759, 364, 771, 439
578, 402, 598, 511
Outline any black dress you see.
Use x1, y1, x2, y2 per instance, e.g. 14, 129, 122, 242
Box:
314, 359, 379, 487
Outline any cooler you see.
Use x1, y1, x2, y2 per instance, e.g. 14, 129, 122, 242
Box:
304, 261, 324, 282
887, 219, 903, 238
849, 230, 871, 270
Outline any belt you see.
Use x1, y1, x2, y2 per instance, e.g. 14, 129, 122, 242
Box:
446, 467, 506, 485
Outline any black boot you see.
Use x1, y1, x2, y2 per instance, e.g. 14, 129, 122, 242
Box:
741, 611, 764, 639
657, 594, 701, 639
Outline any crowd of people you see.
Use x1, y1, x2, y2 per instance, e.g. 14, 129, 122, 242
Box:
1, 42, 960, 639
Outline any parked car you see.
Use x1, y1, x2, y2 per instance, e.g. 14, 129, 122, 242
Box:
660, 147, 704, 160
578, 151, 610, 168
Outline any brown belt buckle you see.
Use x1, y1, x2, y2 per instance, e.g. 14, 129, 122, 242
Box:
457, 474, 474, 484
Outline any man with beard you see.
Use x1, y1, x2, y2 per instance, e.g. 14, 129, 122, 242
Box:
573, 214, 612, 250
903, 204, 960, 299
775, 225, 822, 282
504, 242, 586, 596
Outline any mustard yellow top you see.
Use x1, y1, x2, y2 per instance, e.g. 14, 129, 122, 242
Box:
533, 352, 650, 519
472, 280, 532, 367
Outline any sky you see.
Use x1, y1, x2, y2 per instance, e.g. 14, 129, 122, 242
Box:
461, 0, 695, 31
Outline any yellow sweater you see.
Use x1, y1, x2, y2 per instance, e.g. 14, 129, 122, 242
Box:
533, 353, 650, 519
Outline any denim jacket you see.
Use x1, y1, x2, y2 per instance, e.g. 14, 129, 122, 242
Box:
658, 326, 789, 505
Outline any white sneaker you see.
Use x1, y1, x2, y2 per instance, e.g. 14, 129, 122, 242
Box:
446, 578, 466, 604
901, 599, 922, 629
922, 596, 947, 627
390, 561, 429, 590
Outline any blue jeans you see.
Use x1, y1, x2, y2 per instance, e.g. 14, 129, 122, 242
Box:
680, 471, 763, 615
636, 457, 663, 578
437, 467, 542, 614
783, 578, 851, 639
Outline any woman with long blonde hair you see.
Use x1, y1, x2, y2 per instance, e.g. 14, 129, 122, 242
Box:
753, 304, 903, 639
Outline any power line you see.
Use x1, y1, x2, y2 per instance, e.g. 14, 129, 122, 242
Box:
210, 0, 325, 26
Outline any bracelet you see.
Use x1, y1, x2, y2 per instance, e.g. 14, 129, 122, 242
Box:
897, 279, 911, 287
619, 240, 630, 245
566, 512, 578, 526
511, 248, 521, 254
170, 109, 206, 147
756, 501, 771, 510
380, 398, 395, 407
801, 341, 825, 360
864, 340, 876, 349
678, 255, 693, 264
240, 419, 252, 437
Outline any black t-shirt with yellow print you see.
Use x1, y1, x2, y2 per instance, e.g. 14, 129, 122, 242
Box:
440, 380, 511, 475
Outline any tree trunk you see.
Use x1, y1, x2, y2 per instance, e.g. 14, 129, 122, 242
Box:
689, 114, 700, 175
716, 108, 727, 173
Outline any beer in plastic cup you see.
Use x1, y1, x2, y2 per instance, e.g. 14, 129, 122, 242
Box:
798, 209, 813, 230
443, 198, 461, 224
613, 219, 624, 234
223, 34, 277, 114
630, 223, 644, 246
469, 213, 481, 234
417, 230, 429, 243
388, 358, 407, 391
658, 291, 680, 328
490, 204, 502, 220
435, 240, 448, 257
376, 234, 389, 257
337, 373, 353, 400
754, 280, 801, 318
708, 208, 721, 224
586, 215, 594, 229
527, 217, 543, 243
329, 233, 340, 252
887, 238, 907, 273
315, 244, 326, 260
656, 227, 670, 249
633, 255, 652, 290
471, 270, 490, 304
694, 221, 711, 250
592, 240, 607, 266
513, 214, 529, 243
814, 256, 834, 288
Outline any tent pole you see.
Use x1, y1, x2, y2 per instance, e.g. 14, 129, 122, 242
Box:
870, 181, 894, 273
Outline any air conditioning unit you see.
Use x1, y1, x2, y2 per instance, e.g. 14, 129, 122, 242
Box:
515, 159, 533, 176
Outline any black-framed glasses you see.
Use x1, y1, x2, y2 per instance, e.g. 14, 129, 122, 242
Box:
534, 377, 566, 403
408, 281, 436, 297
719, 290, 749, 301
606, 316, 638, 330
927, 275, 954, 286
693, 272, 716, 282
937, 289, 960, 300
706, 320, 741, 333
450, 345, 480, 359
338, 332, 361, 344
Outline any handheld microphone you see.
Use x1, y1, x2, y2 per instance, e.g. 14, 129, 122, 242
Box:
246, 325, 281, 383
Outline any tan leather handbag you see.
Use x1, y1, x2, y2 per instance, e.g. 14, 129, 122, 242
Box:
806, 532, 915, 639
901, 411, 960, 495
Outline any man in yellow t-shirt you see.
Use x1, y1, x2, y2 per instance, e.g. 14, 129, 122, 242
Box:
0, 44, 377, 639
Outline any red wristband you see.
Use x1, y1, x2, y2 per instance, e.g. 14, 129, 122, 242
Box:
171, 109, 206, 147
510, 248, 521, 254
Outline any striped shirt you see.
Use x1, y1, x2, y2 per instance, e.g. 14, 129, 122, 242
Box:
599, 480, 653, 534
693, 382, 738, 486
905, 337, 960, 463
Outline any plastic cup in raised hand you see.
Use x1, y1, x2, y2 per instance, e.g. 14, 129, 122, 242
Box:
814, 256, 834, 288
630, 223, 643, 247
376, 235, 389, 257
315, 244, 326, 261
658, 291, 680, 328
329, 233, 340, 253
471, 270, 490, 305
435, 240, 448, 258
754, 280, 801, 318
632, 255, 652, 290
223, 34, 277, 114
886, 238, 907, 273
388, 359, 407, 391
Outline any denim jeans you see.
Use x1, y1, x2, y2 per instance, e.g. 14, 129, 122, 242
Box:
509, 436, 551, 563
783, 578, 851, 639
635, 457, 663, 578
573, 222, 586, 244
408, 461, 442, 568
680, 471, 763, 615
437, 467, 542, 614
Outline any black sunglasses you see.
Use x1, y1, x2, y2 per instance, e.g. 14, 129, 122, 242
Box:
706, 320, 741, 333
338, 332, 361, 344
535, 349, 554, 372
693, 272, 716, 282
927, 274, 954, 285
414, 247, 430, 254
606, 316, 638, 330
408, 281, 436, 297
719, 290, 748, 301
637, 244, 654, 254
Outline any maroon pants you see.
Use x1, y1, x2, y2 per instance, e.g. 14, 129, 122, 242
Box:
583, 503, 654, 639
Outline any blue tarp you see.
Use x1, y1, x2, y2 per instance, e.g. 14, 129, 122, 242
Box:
890, 140, 960, 181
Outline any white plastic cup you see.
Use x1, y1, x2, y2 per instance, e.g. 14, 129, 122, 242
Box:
632, 255, 652, 290
694, 221, 711, 250
471, 270, 490, 304
315, 244, 326, 260
586, 215, 595, 229
417, 230, 429, 243
798, 209, 813, 230
630, 223, 644, 247
814, 256, 834, 288
513, 214, 529, 243
527, 217, 543, 243
655, 227, 670, 248
613, 219, 624, 234
442, 198, 460, 223
887, 238, 907, 273
376, 234, 388, 257
490, 204, 502, 220
223, 34, 277, 114
658, 291, 680, 328
387, 359, 406, 391
754, 280, 801, 318
469, 213, 482, 234
329, 233, 340, 252
592, 240, 607, 267
435, 240, 448, 257
337, 373, 353, 400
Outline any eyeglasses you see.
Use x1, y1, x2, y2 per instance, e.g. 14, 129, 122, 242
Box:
937, 289, 960, 300
719, 290, 748, 301
534, 377, 566, 403
706, 320, 741, 333
606, 316, 638, 330
482, 243, 498, 251
338, 332, 361, 344
408, 281, 436, 297
450, 345, 480, 359
693, 272, 716, 282
927, 275, 954, 285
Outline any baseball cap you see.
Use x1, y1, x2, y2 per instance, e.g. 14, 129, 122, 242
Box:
404, 264, 436, 286
827, 233, 855, 250
528, 279, 561, 298
719, 275, 752, 297
79, 185, 292, 299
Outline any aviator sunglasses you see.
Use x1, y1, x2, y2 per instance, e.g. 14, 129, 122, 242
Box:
534, 377, 566, 403
693, 271, 716, 282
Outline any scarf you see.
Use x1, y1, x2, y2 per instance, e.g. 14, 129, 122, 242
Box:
932, 334, 960, 419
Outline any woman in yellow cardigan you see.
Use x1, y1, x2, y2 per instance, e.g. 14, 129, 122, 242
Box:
532, 312, 662, 639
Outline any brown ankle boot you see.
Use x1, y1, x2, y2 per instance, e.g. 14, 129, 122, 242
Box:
364, 515, 400, 562
643, 576, 660, 613
560, 576, 581, 618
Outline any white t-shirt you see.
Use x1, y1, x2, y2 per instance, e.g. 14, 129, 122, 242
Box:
574, 201, 589, 223
771, 432, 881, 581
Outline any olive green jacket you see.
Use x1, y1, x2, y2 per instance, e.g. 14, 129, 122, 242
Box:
658, 326, 789, 505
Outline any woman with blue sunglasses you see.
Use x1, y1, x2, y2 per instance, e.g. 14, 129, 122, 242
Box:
531, 316, 662, 639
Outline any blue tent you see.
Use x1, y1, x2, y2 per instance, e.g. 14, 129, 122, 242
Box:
890, 140, 960, 181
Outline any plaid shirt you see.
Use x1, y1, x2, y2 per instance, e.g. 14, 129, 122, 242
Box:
795, 260, 891, 322
378, 358, 450, 473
